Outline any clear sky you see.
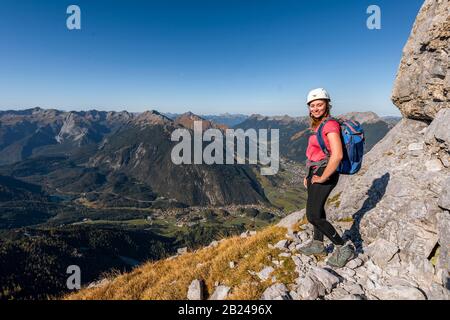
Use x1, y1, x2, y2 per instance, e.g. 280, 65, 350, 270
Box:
0, 0, 424, 116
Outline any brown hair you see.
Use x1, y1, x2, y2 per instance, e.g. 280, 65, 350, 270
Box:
309, 101, 331, 130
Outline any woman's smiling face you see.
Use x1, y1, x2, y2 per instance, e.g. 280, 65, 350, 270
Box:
309, 99, 328, 118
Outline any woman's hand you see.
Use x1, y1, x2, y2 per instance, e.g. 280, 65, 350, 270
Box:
303, 177, 308, 188
311, 175, 327, 184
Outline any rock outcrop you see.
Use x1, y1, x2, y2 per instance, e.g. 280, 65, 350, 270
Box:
321, 0, 450, 299
391, 0, 449, 121
259, 0, 448, 301
272, 209, 449, 300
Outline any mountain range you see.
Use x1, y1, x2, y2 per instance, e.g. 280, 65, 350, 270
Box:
0, 108, 268, 208
233, 111, 399, 162
0, 107, 400, 299
0, 108, 400, 208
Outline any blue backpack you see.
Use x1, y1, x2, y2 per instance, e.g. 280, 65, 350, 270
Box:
317, 117, 365, 175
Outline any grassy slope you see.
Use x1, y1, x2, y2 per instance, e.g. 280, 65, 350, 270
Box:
65, 225, 302, 300
64, 160, 309, 300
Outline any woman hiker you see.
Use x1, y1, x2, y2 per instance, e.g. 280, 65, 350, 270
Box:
299, 88, 354, 268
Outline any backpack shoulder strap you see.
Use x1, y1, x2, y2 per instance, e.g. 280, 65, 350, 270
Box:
317, 118, 331, 157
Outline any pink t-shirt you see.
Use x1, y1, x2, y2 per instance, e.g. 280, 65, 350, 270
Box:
306, 120, 341, 162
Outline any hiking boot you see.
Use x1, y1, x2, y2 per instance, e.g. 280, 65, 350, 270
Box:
298, 240, 327, 256
326, 243, 355, 268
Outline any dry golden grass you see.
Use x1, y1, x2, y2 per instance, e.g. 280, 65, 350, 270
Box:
64, 225, 293, 300
291, 215, 308, 233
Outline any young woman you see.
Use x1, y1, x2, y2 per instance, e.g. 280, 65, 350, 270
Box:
299, 88, 354, 268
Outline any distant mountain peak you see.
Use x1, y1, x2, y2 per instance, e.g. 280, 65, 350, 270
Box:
338, 111, 381, 124
175, 112, 227, 131
248, 114, 307, 124
178, 111, 206, 120
106, 110, 132, 121
248, 114, 267, 121
31, 107, 43, 113
134, 110, 173, 126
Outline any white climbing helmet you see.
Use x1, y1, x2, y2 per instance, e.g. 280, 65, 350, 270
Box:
307, 88, 331, 105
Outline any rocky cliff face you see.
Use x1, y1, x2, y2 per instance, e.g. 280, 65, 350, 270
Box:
325, 0, 449, 299
392, 0, 449, 121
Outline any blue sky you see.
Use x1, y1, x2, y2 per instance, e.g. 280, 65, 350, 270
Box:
0, 0, 423, 116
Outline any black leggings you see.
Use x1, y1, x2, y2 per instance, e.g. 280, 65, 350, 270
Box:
306, 166, 344, 245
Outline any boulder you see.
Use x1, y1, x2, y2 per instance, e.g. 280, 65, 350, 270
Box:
371, 285, 426, 300
438, 177, 450, 211
257, 266, 275, 281
187, 279, 204, 300
295, 276, 321, 300
400, 254, 436, 287
279, 252, 291, 258
336, 268, 357, 281
365, 238, 399, 268
364, 259, 383, 276
209, 285, 231, 300
299, 232, 309, 242
346, 258, 363, 269
274, 239, 290, 250
276, 210, 305, 232
343, 283, 365, 296
308, 267, 340, 293
325, 287, 350, 300
261, 283, 291, 300
380, 220, 439, 259
425, 108, 450, 149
